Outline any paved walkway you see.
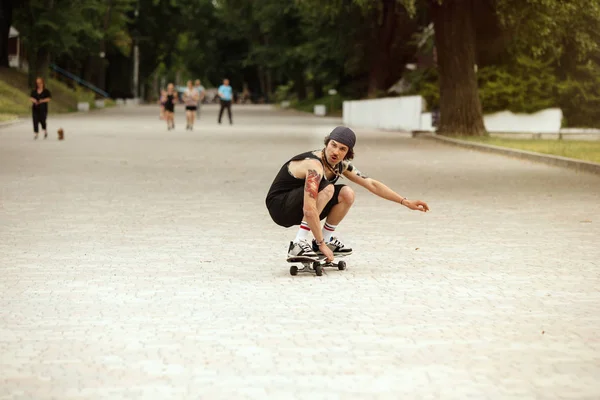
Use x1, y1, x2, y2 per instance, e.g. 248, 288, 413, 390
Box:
1, 105, 599, 399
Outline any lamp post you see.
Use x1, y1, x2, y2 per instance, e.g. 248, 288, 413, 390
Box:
132, 7, 139, 100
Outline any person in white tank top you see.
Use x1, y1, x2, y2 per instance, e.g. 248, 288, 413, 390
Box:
183, 80, 199, 131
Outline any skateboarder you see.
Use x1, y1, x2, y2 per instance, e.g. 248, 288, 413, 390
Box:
265, 126, 430, 262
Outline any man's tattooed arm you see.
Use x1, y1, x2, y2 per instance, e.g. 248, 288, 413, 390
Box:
354, 168, 369, 179
305, 169, 321, 199
346, 162, 369, 179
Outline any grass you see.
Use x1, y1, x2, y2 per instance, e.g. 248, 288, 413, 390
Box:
0, 67, 114, 117
458, 136, 600, 164
290, 93, 347, 117
0, 113, 19, 122
0, 79, 32, 115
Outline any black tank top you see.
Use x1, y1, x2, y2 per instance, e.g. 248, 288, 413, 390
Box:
266, 150, 343, 205
165, 94, 175, 106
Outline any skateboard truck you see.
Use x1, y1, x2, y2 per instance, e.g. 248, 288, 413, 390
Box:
287, 256, 347, 276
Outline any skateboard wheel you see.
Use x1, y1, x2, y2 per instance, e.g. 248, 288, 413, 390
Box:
315, 264, 323, 276
290, 266, 298, 276
337, 261, 346, 271
312, 261, 320, 269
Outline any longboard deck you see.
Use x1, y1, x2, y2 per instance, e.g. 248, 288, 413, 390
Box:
286, 256, 319, 263
286, 252, 352, 264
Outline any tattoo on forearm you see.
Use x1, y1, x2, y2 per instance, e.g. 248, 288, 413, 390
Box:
305, 169, 321, 199
355, 168, 369, 179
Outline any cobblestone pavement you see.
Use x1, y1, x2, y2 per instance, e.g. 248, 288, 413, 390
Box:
1, 105, 599, 399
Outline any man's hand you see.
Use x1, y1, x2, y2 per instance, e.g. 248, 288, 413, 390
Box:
319, 243, 334, 262
405, 200, 429, 212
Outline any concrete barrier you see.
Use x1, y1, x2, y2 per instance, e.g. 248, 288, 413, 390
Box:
77, 102, 90, 112
314, 105, 326, 116
343, 95, 564, 135
484, 108, 563, 134
94, 100, 105, 108
343, 96, 424, 131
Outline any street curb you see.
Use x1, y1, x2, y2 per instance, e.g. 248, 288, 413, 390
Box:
420, 133, 600, 176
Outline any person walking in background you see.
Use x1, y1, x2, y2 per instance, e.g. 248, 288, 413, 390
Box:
217, 78, 233, 125
164, 83, 177, 130
183, 80, 199, 131
30, 77, 52, 140
194, 79, 206, 118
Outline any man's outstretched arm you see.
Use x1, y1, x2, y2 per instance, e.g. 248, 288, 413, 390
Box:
344, 168, 429, 212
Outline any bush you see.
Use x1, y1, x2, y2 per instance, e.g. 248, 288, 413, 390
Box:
558, 61, 600, 128
477, 56, 559, 114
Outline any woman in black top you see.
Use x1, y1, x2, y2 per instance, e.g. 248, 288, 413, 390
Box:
30, 77, 52, 139
164, 83, 177, 130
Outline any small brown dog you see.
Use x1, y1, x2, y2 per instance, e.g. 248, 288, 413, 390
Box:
57, 128, 64, 140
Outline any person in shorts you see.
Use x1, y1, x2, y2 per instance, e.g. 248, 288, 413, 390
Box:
164, 83, 177, 130
265, 126, 430, 261
183, 80, 199, 131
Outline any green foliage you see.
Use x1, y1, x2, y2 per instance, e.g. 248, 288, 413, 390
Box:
0, 80, 31, 115
558, 61, 600, 127
291, 93, 347, 116
497, 0, 600, 61
274, 82, 295, 103
14, 0, 105, 58
402, 67, 439, 110
477, 56, 559, 114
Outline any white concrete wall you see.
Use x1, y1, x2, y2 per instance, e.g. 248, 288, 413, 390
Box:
344, 96, 564, 134
484, 108, 563, 134
343, 96, 423, 131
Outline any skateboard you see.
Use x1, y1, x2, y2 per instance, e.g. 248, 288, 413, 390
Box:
286, 253, 350, 276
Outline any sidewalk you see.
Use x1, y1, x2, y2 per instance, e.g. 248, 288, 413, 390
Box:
1, 105, 599, 399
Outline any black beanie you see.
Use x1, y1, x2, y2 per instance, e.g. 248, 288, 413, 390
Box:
328, 126, 356, 149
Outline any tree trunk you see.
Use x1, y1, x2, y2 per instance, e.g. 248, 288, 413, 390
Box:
257, 66, 266, 100
266, 69, 272, 102
294, 71, 307, 100
366, 0, 398, 98
431, 0, 486, 136
313, 80, 324, 99
96, 0, 113, 92
0, 0, 12, 68
36, 47, 50, 80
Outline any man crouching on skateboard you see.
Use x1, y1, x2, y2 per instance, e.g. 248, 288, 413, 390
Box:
265, 126, 430, 262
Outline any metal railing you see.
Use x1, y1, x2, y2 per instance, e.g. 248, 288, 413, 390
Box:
49, 64, 110, 98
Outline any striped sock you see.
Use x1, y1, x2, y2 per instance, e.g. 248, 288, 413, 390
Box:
322, 222, 337, 242
294, 221, 311, 242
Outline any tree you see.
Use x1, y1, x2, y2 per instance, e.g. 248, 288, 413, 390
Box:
13, 0, 104, 85
0, 0, 13, 68
428, 0, 485, 135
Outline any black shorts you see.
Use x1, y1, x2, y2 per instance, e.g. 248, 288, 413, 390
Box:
185, 106, 197, 111
164, 104, 174, 113
267, 181, 345, 228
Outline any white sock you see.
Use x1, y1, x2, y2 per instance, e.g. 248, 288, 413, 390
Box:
322, 222, 337, 242
294, 221, 310, 242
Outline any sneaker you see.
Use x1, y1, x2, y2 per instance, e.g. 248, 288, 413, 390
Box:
313, 236, 353, 255
287, 240, 317, 259
44, 132, 48, 139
